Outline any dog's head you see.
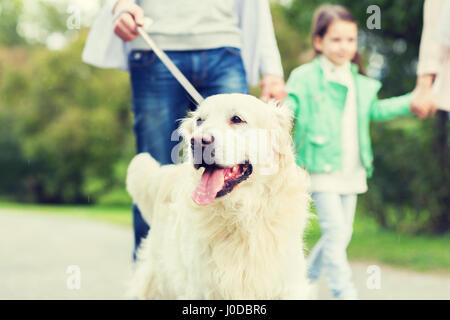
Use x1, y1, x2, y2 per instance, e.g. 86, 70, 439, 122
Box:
179, 93, 295, 206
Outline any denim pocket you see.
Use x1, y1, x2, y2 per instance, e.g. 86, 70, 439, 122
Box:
223, 46, 242, 57
305, 132, 330, 169
128, 50, 157, 68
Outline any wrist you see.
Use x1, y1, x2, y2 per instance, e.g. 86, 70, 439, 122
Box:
113, 0, 132, 14
416, 74, 435, 89
261, 74, 283, 85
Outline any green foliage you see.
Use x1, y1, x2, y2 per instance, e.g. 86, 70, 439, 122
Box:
0, 0, 26, 46
34, 0, 71, 34
363, 117, 450, 234
0, 32, 135, 204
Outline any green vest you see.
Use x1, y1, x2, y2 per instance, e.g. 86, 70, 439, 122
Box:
285, 57, 412, 178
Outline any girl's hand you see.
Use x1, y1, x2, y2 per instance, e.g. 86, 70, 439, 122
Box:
113, 0, 145, 42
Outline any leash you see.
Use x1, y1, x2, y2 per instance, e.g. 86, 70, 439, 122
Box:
136, 18, 204, 105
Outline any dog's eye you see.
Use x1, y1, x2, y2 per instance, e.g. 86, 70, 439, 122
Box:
196, 118, 203, 126
230, 115, 245, 124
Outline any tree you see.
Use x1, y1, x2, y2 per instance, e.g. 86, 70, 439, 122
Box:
0, 32, 134, 204
0, 0, 26, 46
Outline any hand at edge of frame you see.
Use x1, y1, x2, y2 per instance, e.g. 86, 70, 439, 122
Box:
411, 74, 437, 119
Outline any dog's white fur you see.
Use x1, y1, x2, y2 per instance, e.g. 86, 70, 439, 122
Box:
126, 94, 311, 299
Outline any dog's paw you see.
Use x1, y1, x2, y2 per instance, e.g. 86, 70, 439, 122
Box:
127, 153, 151, 179
129, 153, 153, 171
126, 153, 158, 199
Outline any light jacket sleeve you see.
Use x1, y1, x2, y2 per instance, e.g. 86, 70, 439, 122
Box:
370, 93, 413, 122
237, 0, 284, 86
417, 0, 445, 76
82, 0, 134, 71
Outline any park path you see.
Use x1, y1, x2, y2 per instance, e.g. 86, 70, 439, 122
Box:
0, 209, 133, 299
0, 209, 449, 300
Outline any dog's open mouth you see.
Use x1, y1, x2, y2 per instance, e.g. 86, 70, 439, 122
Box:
192, 162, 253, 206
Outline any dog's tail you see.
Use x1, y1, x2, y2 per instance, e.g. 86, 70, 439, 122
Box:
126, 153, 161, 224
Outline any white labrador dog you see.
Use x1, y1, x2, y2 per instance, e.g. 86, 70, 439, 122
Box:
126, 93, 311, 299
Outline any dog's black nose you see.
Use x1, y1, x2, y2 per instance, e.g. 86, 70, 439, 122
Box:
191, 133, 215, 166
201, 134, 214, 145
191, 134, 214, 146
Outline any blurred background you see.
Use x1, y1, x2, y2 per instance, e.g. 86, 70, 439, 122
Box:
0, 0, 449, 298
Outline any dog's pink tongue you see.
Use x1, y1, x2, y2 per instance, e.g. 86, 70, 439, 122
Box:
192, 167, 225, 206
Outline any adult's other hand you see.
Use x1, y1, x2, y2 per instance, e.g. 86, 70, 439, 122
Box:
260, 74, 287, 102
411, 74, 437, 119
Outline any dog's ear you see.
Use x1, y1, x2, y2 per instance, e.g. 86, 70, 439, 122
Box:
272, 100, 294, 133
178, 111, 195, 138
176, 112, 196, 163
266, 100, 296, 169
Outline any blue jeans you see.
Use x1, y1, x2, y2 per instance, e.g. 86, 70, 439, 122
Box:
128, 47, 249, 260
307, 192, 358, 299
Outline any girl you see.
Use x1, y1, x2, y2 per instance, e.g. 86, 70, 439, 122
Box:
284, 5, 416, 299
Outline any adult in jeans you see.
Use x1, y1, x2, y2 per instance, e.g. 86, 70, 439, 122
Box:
83, 0, 286, 260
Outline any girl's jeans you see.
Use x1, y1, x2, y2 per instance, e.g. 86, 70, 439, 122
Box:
128, 47, 249, 260
307, 192, 358, 299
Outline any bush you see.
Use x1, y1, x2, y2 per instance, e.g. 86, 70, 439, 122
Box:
361, 117, 450, 234
0, 32, 135, 203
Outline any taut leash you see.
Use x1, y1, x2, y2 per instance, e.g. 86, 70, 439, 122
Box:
136, 18, 204, 105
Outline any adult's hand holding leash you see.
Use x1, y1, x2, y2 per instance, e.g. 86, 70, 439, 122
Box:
112, 0, 145, 42
112, 1, 204, 105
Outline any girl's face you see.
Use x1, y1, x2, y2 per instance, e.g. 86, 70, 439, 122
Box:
314, 20, 358, 66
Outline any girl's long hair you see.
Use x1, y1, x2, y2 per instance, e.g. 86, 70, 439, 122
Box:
311, 4, 365, 75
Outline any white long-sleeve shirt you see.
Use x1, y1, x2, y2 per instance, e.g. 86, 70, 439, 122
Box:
417, 0, 450, 111
309, 55, 368, 195
81, 0, 284, 86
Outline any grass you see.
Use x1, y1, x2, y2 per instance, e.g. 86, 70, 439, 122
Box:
305, 211, 450, 274
0, 200, 132, 227
1, 200, 449, 274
